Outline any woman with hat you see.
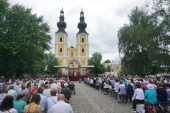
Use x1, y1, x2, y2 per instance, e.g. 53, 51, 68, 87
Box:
145, 84, 157, 112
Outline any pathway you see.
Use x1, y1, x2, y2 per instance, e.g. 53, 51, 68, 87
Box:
70, 82, 132, 113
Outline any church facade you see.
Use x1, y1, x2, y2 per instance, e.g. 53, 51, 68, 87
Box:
55, 8, 89, 75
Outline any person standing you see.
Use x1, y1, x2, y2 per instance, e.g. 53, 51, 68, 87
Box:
47, 88, 58, 113
37, 87, 47, 113
0, 95, 18, 113
0, 86, 8, 105
14, 93, 27, 113
7, 86, 17, 102
24, 94, 42, 113
17, 83, 30, 104
29, 82, 38, 97
61, 83, 71, 103
50, 94, 73, 113
14, 81, 20, 93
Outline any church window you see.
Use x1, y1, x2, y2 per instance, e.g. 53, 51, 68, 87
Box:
71, 47, 73, 48
117, 66, 118, 70
82, 69, 84, 71
60, 61, 62, 63
71, 52, 73, 56
60, 48, 62, 52
60, 37, 62, 42
82, 38, 84, 42
82, 48, 84, 52
82, 61, 84, 63
112, 69, 114, 72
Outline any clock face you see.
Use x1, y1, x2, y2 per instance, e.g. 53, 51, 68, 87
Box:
81, 34, 84, 37
60, 33, 62, 36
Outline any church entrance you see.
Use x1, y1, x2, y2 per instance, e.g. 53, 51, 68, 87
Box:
68, 59, 81, 77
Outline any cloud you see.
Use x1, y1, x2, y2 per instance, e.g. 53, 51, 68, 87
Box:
8, 0, 145, 62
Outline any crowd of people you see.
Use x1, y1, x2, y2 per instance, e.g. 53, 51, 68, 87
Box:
0, 77, 74, 113
85, 76, 170, 113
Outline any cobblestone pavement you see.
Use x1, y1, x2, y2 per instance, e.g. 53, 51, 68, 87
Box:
69, 82, 133, 113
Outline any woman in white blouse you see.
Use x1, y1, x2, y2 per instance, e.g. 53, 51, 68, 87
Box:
132, 82, 145, 112
114, 79, 119, 92
47, 88, 58, 113
0, 95, 18, 113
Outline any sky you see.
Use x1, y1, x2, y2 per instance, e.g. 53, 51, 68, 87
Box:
9, 0, 145, 62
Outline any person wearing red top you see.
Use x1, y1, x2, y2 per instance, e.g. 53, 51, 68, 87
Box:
29, 82, 38, 97
61, 81, 64, 88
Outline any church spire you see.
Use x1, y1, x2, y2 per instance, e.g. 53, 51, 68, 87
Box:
77, 9, 88, 34
56, 7, 67, 33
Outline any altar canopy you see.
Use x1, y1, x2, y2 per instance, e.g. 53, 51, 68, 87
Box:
54, 59, 94, 77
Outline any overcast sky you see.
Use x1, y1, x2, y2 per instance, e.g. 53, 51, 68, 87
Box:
9, 0, 145, 62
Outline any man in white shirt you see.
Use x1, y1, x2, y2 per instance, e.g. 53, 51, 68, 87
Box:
43, 85, 51, 98
37, 87, 47, 113
47, 88, 58, 113
50, 94, 73, 113
51, 80, 60, 92
14, 81, 20, 93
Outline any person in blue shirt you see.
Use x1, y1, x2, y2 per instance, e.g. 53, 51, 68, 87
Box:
145, 84, 157, 112
123, 79, 127, 88
14, 93, 27, 113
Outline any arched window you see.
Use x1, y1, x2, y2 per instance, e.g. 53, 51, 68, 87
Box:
82, 48, 84, 52
82, 69, 84, 71
112, 69, 114, 72
60, 37, 62, 42
82, 38, 84, 42
71, 52, 73, 56
117, 66, 119, 70
60, 48, 62, 52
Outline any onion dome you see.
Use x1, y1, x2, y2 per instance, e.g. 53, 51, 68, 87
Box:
56, 7, 67, 33
77, 9, 88, 34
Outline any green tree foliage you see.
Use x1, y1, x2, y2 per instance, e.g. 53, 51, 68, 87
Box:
107, 65, 111, 72
88, 52, 107, 74
44, 52, 60, 75
0, 1, 51, 77
104, 59, 111, 63
118, 2, 170, 76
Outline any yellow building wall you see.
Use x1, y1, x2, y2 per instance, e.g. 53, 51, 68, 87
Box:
87, 35, 88, 43
59, 59, 63, 65
111, 65, 121, 72
80, 45, 86, 56
58, 35, 64, 42
80, 35, 86, 43
58, 45, 64, 56
55, 45, 56, 56
69, 50, 75, 58
81, 59, 86, 65
67, 59, 71, 65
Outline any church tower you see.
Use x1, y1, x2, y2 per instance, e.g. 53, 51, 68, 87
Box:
55, 7, 68, 66
76, 9, 89, 71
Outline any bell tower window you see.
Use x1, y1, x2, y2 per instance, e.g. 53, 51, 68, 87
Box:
82, 38, 84, 42
60, 48, 62, 52
60, 37, 62, 42
82, 48, 84, 52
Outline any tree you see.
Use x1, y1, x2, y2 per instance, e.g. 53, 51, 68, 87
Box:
0, 2, 52, 77
118, 5, 170, 76
104, 59, 111, 63
88, 52, 107, 75
44, 52, 60, 75
107, 65, 111, 72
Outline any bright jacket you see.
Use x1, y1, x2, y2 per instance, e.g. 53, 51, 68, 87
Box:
145, 89, 157, 104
